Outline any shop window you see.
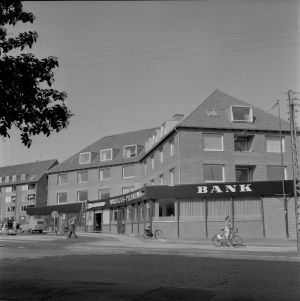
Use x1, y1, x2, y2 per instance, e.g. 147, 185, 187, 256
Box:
235, 166, 255, 182
122, 186, 135, 194
58, 173, 68, 185
231, 105, 253, 123
203, 133, 223, 151
98, 188, 110, 200
78, 171, 88, 183
159, 200, 175, 217
234, 135, 254, 152
57, 192, 67, 204
123, 145, 137, 158
79, 152, 91, 164
99, 168, 110, 181
267, 165, 287, 181
204, 164, 224, 182
77, 190, 88, 202
266, 136, 285, 153
122, 165, 135, 179
100, 149, 112, 161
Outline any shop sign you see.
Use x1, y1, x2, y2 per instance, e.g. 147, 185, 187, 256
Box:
87, 201, 106, 209
109, 190, 144, 205
197, 184, 252, 194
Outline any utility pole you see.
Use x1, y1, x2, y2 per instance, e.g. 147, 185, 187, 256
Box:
287, 90, 300, 253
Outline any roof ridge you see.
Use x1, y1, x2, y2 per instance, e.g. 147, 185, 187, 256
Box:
0, 158, 57, 169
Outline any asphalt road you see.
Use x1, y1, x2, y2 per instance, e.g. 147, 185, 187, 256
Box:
0, 234, 300, 301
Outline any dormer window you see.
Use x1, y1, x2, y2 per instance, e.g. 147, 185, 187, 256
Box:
21, 173, 26, 181
123, 145, 137, 158
79, 152, 91, 164
5, 176, 10, 183
231, 105, 253, 123
100, 149, 112, 161
12, 175, 17, 182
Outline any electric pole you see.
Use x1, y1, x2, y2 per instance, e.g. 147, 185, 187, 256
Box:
287, 90, 300, 253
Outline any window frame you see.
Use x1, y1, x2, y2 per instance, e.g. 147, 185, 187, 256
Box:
79, 152, 91, 164
122, 165, 135, 179
99, 167, 110, 181
230, 105, 253, 123
98, 188, 110, 200
203, 133, 224, 151
266, 136, 285, 153
234, 135, 254, 152
235, 166, 255, 182
57, 173, 68, 185
100, 148, 113, 161
203, 164, 225, 183
77, 171, 88, 183
123, 145, 137, 158
57, 192, 67, 204
77, 190, 88, 202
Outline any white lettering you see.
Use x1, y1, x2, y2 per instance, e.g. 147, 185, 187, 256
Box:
225, 185, 236, 193
210, 185, 222, 193
197, 186, 208, 193
239, 184, 252, 192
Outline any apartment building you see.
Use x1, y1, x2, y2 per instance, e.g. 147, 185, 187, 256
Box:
0, 159, 58, 224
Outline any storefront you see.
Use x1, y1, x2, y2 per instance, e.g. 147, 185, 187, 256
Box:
87, 180, 298, 239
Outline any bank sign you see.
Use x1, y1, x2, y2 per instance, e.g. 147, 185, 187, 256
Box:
197, 184, 252, 194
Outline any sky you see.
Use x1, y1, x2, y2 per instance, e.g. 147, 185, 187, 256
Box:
1, 0, 300, 167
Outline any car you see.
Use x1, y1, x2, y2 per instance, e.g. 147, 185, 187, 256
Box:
21, 219, 44, 234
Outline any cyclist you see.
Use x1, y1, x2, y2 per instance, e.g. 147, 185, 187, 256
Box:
223, 216, 233, 245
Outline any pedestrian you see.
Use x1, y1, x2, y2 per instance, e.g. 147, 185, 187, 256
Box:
67, 216, 78, 239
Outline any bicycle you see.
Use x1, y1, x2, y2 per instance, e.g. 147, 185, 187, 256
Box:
53, 226, 69, 236
212, 227, 243, 247
143, 226, 164, 239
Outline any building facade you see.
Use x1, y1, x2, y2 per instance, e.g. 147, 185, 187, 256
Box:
0, 159, 58, 225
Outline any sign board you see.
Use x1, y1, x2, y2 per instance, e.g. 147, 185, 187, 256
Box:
51, 211, 58, 218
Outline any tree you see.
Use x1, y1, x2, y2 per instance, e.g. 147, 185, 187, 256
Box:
0, 0, 72, 147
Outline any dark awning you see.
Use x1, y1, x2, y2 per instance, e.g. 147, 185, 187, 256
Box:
26, 203, 82, 215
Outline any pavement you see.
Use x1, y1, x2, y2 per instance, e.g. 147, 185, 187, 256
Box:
1, 231, 299, 261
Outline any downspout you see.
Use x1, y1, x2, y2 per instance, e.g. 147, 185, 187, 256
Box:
174, 128, 181, 184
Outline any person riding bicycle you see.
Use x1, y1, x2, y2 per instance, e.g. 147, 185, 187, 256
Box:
223, 216, 233, 245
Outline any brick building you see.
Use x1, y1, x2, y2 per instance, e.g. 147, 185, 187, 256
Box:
0, 159, 58, 225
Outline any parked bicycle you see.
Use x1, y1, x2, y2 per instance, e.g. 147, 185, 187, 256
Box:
143, 225, 164, 239
212, 227, 243, 247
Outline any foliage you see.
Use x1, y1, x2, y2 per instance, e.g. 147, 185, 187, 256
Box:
0, 1, 72, 147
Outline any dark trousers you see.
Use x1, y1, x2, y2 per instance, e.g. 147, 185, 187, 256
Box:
68, 226, 77, 238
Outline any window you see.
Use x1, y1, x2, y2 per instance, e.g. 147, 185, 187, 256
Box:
100, 149, 112, 161
5, 176, 9, 183
123, 145, 137, 158
151, 155, 154, 169
267, 165, 287, 181
5, 186, 12, 193
79, 152, 91, 164
21, 205, 27, 212
12, 175, 17, 182
77, 190, 88, 202
169, 168, 175, 185
234, 135, 254, 152
144, 161, 147, 174
27, 194, 36, 201
159, 174, 164, 185
170, 139, 175, 156
57, 192, 67, 204
231, 105, 253, 123
11, 196, 16, 202
159, 200, 175, 217
266, 136, 285, 153
21, 173, 26, 181
78, 171, 88, 183
57, 173, 68, 185
122, 186, 135, 194
29, 175, 36, 181
21, 184, 28, 191
98, 188, 110, 200
204, 164, 224, 182
150, 179, 155, 186
99, 168, 110, 181
203, 134, 223, 151
159, 148, 164, 163
122, 165, 135, 178
235, 166, 255, 182
0, 177, 2, 183
5, 196, 11, 203
6, 207, 11, 213
28, 183, 36, 190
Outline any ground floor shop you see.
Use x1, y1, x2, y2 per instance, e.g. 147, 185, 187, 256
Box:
27, 180, 299, 239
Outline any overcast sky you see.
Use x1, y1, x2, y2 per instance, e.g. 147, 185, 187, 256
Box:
1, 0, 299, 167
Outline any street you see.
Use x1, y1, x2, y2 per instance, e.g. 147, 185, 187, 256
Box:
1, 234, 300, 300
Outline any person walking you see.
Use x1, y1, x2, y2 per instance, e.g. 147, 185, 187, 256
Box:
67, 216, 78, 239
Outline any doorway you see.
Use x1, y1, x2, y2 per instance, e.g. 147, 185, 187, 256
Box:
116, 207, 126, 234
94, 213, 102, 232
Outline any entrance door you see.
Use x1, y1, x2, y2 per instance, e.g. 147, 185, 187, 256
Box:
116, 207, 125, 234
94, 213, 102, 232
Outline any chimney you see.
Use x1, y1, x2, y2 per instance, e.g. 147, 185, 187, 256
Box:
172, 114, 184, 121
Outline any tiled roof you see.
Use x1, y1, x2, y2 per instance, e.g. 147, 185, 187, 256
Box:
179, 89, 291, 132
0, 159, 58, 185
48, 128, 156, 174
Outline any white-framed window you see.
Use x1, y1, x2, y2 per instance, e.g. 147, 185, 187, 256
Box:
122, 186, 135, 194
159, 174, 164, 185
151, 155, 154, 169
21, 205, 27, 212
159, 200, 175, 217
144, 161, 147, 174
98, 188, 110, 200
77, 190, 88, 202
5, 196, 11, 203
266, 136, 285, 153
11, 195, 16, 202
99, 168, 110, 181
27, 194, 36, 201
57, 173, 68, 185
21, 173, 26, 181
79, 152, 91, 164
234, 135, 254, 152
231, 105, 253, 123
78, 171, 88, 183
235, 166, 255, 182
169, 168, 175, 185
21, 184, 28, 191
122, 165, 135, 179
57, 192, 67, 204
123, 145, 137, 158
100, 149, 112, 161
203, 133, 223, 151
267, 165, 287, 181
5, 176, 9, 183
204, 164, 225, 182
5, 186, 12, 193
170, 139, 175, 156
12, 175, 17, 182
6, 207, 11, 213
159, 148, 164, 163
